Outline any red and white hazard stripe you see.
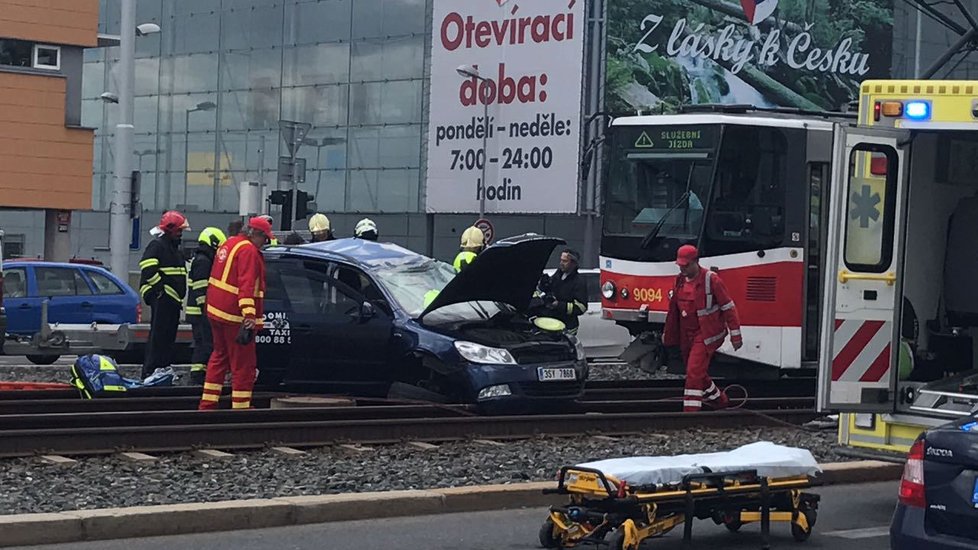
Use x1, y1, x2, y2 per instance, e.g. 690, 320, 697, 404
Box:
831, 319, 892, 382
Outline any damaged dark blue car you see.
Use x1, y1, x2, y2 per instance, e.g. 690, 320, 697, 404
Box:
255, 234, 588, 410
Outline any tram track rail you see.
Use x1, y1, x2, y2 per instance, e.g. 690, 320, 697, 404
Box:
0, 378, 818, 458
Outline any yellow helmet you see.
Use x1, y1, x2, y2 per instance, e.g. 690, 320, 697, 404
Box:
197, 227, 227, 248
308, 213, 331, 234
460, 226, 485, 250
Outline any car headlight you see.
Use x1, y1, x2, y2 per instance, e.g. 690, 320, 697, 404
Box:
454, 341, 517, 365
478, 384, 513, 399
601, 281, 615, 300
569, 335, 586, 361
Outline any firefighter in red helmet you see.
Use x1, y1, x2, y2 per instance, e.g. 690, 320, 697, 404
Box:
663, 245, 743, 411
139, 211, 190, 379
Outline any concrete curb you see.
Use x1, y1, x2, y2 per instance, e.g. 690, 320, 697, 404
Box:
0, 461, 902, 547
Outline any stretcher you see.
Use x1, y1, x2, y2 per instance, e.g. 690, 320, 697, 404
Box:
539, 443, 822, 549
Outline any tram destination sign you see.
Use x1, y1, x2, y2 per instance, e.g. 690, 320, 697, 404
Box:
625, 125, 719, 152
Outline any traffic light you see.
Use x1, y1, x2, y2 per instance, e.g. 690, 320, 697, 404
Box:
268, 189, 315, 231
296, 190, 313, 220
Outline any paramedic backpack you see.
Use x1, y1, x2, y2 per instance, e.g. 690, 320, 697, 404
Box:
70, 354, 133, 398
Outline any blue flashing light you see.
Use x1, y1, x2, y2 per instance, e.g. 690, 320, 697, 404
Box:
962, 421, 977, 432
905, 101, 931, 121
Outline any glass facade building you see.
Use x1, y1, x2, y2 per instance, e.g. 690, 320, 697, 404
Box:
84, 0, 427, 214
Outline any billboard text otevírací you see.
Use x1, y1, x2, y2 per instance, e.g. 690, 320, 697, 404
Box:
425, 0, 586, 214
606, 0, 893, 113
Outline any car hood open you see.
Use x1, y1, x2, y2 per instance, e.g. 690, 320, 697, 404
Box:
419, 234, 565, 318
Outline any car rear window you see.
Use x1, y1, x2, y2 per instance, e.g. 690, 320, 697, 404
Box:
87, 271, 125, 295
35, 267, 92, 296
2, 268, 27, 298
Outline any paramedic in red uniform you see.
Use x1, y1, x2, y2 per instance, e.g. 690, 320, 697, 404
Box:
198, 217, 273, 410
663, 245, 743, 412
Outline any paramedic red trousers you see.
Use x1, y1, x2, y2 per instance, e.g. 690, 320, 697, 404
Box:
198, 321, 256, 410
680, 330, 728, 412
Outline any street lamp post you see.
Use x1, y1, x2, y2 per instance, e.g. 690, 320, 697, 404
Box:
456, 64, 488, 219
183, 101, 216, 205
108, 1, 160, 280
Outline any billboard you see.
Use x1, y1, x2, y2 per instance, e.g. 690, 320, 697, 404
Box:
425, 0, 586, 213
605, 0, 893, 114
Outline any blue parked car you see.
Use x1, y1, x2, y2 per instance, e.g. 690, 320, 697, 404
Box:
255, 234, 588, 410
2, 261, 140, 364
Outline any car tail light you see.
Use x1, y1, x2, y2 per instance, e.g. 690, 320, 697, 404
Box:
136, 303, 143, 323
898, 438, 926, 508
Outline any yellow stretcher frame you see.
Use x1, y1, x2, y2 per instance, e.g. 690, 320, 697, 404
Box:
540, 465, 820, 549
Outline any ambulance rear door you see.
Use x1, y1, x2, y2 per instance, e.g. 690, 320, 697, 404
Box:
817, 124, 910, 412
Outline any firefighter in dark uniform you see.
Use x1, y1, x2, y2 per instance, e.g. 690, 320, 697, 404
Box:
543, 249, 588, 335
185, 227, 227, 385
139, 211, 190, 378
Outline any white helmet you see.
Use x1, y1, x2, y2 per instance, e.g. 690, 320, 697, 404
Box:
354, 218, 378, 240
308, 213, 330, 234
460, 226, 485, 250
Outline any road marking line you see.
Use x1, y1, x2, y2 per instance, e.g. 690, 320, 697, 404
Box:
823, 526, 890, 539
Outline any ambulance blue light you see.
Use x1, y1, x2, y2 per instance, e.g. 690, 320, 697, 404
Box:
905, 101, 930, 120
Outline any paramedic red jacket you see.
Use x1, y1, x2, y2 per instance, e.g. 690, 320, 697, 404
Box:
662, 268, 742, 351
206, 235, 266, 327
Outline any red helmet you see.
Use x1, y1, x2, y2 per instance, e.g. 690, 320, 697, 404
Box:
159, 211, 190, 235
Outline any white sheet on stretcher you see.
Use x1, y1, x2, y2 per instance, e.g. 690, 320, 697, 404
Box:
576, 442, 821, 486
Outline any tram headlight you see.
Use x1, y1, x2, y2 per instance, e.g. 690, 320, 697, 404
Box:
601, 281, 615, 300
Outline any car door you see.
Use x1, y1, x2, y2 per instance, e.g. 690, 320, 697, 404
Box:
1, 266, 35, 334
82, 268, 137, 324
255, 261, 293, 386
33, 266, 95, 325
277, 259, 394, 393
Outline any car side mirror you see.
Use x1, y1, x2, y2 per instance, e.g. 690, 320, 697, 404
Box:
358, 301, 375, 322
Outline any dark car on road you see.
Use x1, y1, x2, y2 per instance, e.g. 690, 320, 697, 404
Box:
254, 234, 587, 409
891, 415, 978, 549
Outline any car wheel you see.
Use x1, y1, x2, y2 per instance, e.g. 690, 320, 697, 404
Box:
26, 354, 59, 365
723, 512, 743, 532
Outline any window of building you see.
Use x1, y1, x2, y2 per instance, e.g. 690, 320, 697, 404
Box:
0, 39, 33, 68
33, 45, 60, 70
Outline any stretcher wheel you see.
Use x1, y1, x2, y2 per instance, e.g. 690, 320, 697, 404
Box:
538, 518, 560, 548
791, 508, 817, 542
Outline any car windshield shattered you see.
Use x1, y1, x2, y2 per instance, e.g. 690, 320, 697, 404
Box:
373, 259, 510, 320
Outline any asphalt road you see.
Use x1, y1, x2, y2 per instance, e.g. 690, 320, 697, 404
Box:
14, 482, 898, 550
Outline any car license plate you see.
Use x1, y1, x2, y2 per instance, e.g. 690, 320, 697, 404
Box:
538, 367, 576, 382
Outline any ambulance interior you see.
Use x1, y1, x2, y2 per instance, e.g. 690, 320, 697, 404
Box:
898, 130, 978, 415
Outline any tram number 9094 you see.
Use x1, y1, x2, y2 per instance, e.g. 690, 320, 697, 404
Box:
633, 288, 663, 303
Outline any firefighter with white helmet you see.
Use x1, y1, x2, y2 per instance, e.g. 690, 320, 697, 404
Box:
139, 211, 190, 378
186, 227, 227, 385
454, 226, 485, 272
308, 213, 334, 242
354, 218, 378, 241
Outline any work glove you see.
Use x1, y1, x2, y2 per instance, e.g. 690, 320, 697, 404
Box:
236, 323, 254, 345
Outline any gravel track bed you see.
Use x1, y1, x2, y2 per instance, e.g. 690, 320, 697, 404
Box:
587, 361, 685, 381
0, 427, 844, 515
